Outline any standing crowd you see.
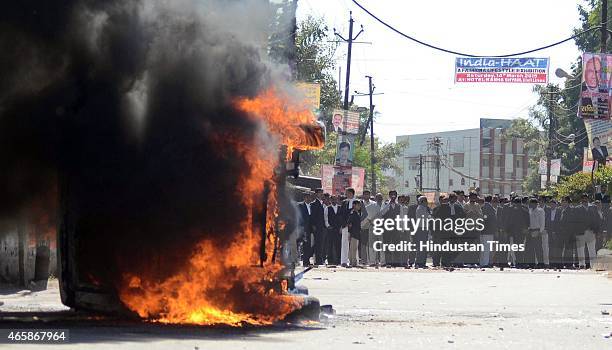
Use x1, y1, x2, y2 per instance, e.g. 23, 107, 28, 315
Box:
295, 186, 612, 269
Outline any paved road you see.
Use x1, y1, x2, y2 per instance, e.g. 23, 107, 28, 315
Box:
1, 268, 611, 349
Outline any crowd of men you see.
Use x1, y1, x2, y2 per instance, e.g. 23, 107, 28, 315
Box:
295, 186, 612, 269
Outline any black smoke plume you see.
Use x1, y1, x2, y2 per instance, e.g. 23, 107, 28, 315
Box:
0, 0, 290, 292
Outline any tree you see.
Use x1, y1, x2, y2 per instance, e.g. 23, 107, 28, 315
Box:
294, 15, 404, 191
505, 1, 610, 192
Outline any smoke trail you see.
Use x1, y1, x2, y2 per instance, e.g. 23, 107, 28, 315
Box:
0, 0, 292, 288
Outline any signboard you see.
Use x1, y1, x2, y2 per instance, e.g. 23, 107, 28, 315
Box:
538, 158, 561, 176
335, 134, 355, 167
321, 164, 334, 194
321, 165, 366, 196
583, 147, 595, 173
582, 146, 612, 173
331, 109, 360, 134
295, 82, 321, 111
584, 117, 612, 147
455, 57, 549, 84
579, 53, 612, 120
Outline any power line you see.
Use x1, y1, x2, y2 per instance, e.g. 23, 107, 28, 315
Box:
351, 0, 600, 57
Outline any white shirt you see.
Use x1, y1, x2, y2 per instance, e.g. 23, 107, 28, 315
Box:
528, 207, 545, 232
305, 202, 311, 215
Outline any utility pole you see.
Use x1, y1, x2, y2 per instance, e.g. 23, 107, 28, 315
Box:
602, 0, 608, 54
544, 88, 556, 188
355, 76, 383, 194
334, 12, 364, 110
434, 137, 441, 192
418, 154, 423, 192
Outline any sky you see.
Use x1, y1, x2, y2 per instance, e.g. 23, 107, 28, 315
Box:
296, 0, 588, 143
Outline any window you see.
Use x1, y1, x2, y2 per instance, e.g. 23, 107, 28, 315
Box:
408, 158, 419, 170
515, 156, 523, 168
495, 156, 502, 167
461, 178, 465, 186
453, 153, 464, 168
506, 140, 513, 153
449, 178, 454, 187
482, 157, 490, 167
482, 137, 492, 151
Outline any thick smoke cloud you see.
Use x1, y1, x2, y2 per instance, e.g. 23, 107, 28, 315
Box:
0, 1, 287, 288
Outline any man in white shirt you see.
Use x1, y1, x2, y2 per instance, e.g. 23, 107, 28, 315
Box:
324, 195, 341, 265
526, 198, 545, 268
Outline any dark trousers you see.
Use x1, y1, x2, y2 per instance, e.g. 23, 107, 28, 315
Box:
491, 230, 508, 266
414, 230, 429, 267
557, 235, 576, 267
524, 231, 543, 266
431, 232, 449, 266
359, 229, 369, 264
301, 229, 313, 265
326, 227, 341, 265
314, 227, 327, 265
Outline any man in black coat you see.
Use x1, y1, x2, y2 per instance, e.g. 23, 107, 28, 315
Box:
545, 199, 563, 268
445, 192, 466, 267
310, 188, 327, 265
324, 195, 342, 265
480, 195, 498, 267
504, 197, 529, 267
381, 190, 403, 267
297, 192, 314, 266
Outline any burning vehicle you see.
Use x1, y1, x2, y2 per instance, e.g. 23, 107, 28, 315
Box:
1, 0, 324, 326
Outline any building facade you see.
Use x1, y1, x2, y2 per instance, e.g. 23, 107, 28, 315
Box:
396, 118, 531, 196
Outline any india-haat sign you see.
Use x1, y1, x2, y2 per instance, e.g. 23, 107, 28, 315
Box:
455, 57, 549, 83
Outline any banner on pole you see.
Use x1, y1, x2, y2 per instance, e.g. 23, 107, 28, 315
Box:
335, 133, 355, 167
579, 53, 612, 120
295, 82, 321, 111
331, 109, 360, 134
538, 158, 561, 176
455, 57, 549, 84
321, 165, 366, 195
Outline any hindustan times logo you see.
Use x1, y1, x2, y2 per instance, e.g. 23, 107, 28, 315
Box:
372, 217, 485, 236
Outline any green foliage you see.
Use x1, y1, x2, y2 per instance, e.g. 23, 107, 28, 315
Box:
554, 167, 612, 201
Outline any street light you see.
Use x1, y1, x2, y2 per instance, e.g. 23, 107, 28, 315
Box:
555, 68, 574, 80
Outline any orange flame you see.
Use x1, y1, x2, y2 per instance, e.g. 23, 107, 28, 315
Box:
118, 87, 322, 326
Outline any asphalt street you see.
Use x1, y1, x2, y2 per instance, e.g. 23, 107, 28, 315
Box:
0, 268, 611, 349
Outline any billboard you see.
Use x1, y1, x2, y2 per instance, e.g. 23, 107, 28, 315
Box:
335, 134, 355, 167
579, 53, 612, 120
331, 109, 360, 134
295, 82, 321, 111
455, 57, 549, 84
538, 158, 561, 176
584, 118, 612, 146
321, 165, 366, 195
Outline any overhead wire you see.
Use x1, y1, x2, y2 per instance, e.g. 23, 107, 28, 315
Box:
351, 0, 600, 57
